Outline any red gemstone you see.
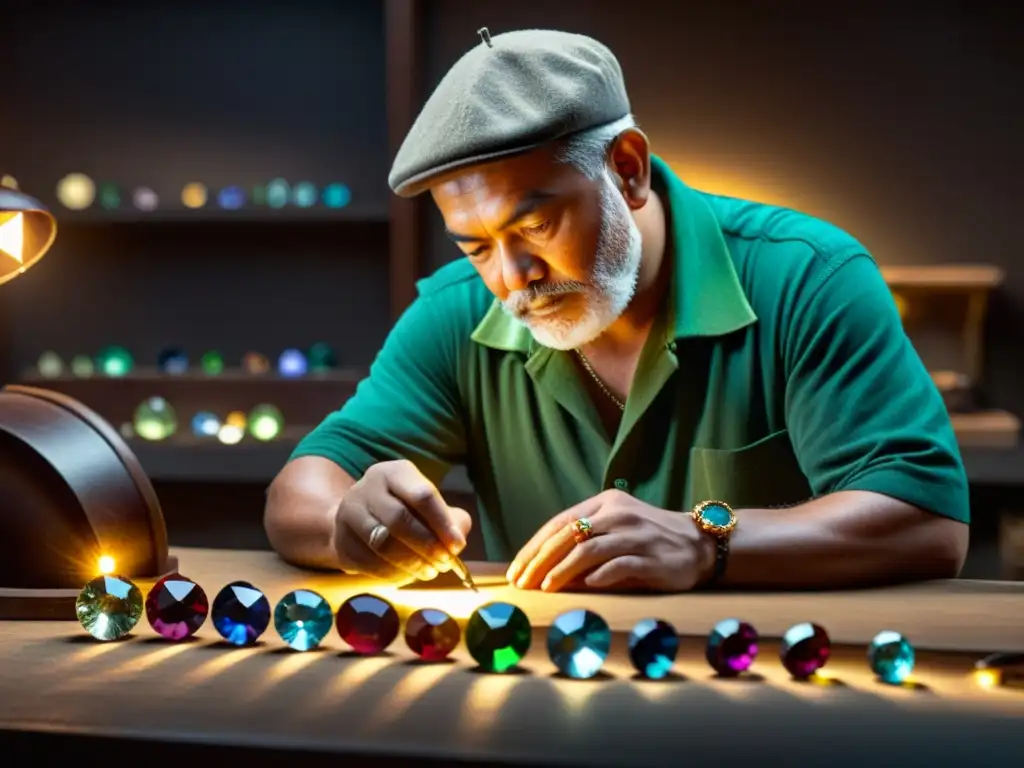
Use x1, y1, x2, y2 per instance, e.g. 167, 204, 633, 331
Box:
145, 574, 208, 640
335, 593, 399, 654
405, 608, 460, 660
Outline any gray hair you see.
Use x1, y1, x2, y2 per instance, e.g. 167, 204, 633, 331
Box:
554, 114, 639, 179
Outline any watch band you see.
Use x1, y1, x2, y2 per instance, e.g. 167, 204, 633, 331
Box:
691, 500, 736, 588
708, 537, 730, 587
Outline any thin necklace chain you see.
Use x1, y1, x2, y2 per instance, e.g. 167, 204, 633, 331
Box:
575, 349, 626, 411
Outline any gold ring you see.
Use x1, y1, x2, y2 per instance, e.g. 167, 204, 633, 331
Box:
571, 517, 594, 544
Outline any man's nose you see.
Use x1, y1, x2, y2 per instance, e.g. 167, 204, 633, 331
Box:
500, 245, 545, 293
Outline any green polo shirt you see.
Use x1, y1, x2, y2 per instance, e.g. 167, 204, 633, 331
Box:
291, 155, 969, 560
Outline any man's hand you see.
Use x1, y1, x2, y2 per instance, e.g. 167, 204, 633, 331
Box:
505, 491, 715, 593
332, 460, 472, 583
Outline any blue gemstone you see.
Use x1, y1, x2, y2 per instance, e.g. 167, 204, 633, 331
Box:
628, 618, 679, 679
157, 346, 188, 374
701, 503, 732, 527
547, 609, 611, 679
211, 581, 271, 646
274, 589, 334, 651
868, 630, 915, 684
278, 348, 307, 377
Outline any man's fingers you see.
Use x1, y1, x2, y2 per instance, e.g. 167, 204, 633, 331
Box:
341, 507, 437, 581
506, 497, 601, 584
335, 522, 415, 583
385, 464, 467, 555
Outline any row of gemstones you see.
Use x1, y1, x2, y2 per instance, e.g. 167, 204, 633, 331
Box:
77, 574, 916, 683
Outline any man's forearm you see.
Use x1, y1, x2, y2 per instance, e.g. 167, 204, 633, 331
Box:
710, 490, 969, 589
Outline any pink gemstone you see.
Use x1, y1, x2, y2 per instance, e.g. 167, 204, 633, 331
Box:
405, 608, 460, 661
145, 575, 208, 640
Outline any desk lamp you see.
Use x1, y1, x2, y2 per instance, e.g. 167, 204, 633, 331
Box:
0, 186, 176, 620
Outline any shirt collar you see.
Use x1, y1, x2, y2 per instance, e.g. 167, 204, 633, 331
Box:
470, 154, 757, 352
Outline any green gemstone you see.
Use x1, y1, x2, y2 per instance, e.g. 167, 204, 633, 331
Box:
98, 183, 121, 210
465, 602, 532, 673
701, 504, 732, 527
37, 351, 64, 378
133, 396, 178, 440
70, 354, 94, 377
96, 345, 134, 377
200, 350, 224, 375
248, 403, 284, 441
76, 575, 143, 641
307, 342, 337, 372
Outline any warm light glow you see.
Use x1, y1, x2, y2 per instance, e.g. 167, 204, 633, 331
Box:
98, 555, 115, 574
376, 585, 490, 621
181, 182, 208, 209
217, 423, 244, 445
0, 174, 17, 189
0, 212, 24, 262
975, 669, 1000, 690
225, 410, 247, 429
57, 173, 96, 210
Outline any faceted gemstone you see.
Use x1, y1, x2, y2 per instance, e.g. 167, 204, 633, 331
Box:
466, 602, 532, 673
628, 618, 679, 679
145, 574, 208, 640
277, 348, 308, 377
242, 351, 270, 375
405, 608, 461, 661
248, 404, 284, 441
157, 346, 189, 374
274, 589, 334, 651
133, 396, 178, 441
868, 630, 915, 684
70, 354, 94, 377
191, 411, 221, 437
335, 593, 400, 654
547, 609, 612, 679
700, 503, 732, 527
307, 342, 338, 372
780, 622, 831, 678
76, 575, 143, 641
37, 350, 64, 378
96, 345, 134, 377
211, 581, 271, 646
706, 618, 759, 676
200, 350, 224, 375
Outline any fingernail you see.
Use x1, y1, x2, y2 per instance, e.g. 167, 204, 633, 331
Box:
448, 528, 467, 553
420, 566, 438, 581
515, 575, 526, 589
541, 578, 552, 591
505, 564, 518, 582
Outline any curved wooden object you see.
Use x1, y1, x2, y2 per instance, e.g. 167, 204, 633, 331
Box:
0, 385, 175, 619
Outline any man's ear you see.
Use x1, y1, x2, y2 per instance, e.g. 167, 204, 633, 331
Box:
607, 128, 652, 210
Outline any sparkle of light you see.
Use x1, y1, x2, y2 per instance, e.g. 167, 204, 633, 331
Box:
975, 669, 1000, 690
98, 556, 115, 574
57, 173, 96, 210
217, 423, 244, 445
0, 212, 25, 262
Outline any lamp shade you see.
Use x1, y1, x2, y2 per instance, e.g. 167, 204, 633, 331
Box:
0, 385, 177, 619
0, 188, 57, 287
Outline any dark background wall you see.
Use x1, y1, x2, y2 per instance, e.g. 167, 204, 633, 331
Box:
1, 1, 1021, 575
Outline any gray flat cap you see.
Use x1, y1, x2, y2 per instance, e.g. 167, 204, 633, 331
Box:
389, 28, 630, 197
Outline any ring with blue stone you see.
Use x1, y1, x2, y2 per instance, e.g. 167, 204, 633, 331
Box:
692, 500, 737, 535
868, 630, 915, 684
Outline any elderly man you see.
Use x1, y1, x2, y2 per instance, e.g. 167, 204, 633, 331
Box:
265, 28, 969, 593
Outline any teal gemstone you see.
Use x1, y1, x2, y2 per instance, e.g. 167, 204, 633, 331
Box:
547, 609, 611, 679
96, 345, 134, 377
868, 630, 915, 684
701, 503, 732, 527
76, 575, 143, 641
274, 589, 333, 651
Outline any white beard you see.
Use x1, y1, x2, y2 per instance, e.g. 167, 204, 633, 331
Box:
502, 172, 643, 350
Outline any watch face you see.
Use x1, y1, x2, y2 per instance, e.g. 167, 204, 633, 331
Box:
700, 503, 733, 527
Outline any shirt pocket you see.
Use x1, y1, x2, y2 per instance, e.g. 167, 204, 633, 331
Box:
688, 429, 812, 509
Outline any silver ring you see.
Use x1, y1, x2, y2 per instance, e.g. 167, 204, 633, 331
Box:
368, 523, 390, 551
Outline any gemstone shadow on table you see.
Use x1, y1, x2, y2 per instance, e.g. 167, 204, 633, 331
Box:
405, 608, 461, 661
465, 601, 532, 673
335, 593, 400, 655
779, 622, 831, 679
548, 609, 612, 679
274, 589, 334, 651
628, 618, 679, 679
706, 618, 759, 677
76, 574, 144, 641
145, 574, 208, 641
210, 581, 271, 646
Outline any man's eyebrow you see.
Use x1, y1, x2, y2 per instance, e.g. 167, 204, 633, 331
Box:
444, 190, 558, 243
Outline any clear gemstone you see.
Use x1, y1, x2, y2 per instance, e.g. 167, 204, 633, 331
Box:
274, 590, 334, 651
335, 593, 400, 654
405, 608, 461, 661
76, 575, 143, 641
211, 581, 271, 646
145, 574, 208, 640
628, 619, 679, 679
868, 630, 915, 684
547, 609, 611, 679
706, 618, 759, 676
465, 602, 531, 673
780, 622, 831, 678
133, 397, 178, 441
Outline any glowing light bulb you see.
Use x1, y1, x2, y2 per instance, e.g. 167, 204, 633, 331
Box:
0, 212, 24, 263
217, 423, 244, 445
57, 173, 96, 210
182, 183, 208, 209
98, 555, 115, 574
0, 175, 17, 190
132, 187, 159, 211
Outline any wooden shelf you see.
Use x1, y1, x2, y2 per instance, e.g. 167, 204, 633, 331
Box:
54, 207, 390, 225
881, 264, 1004, 290
950, 410, 1021, 449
